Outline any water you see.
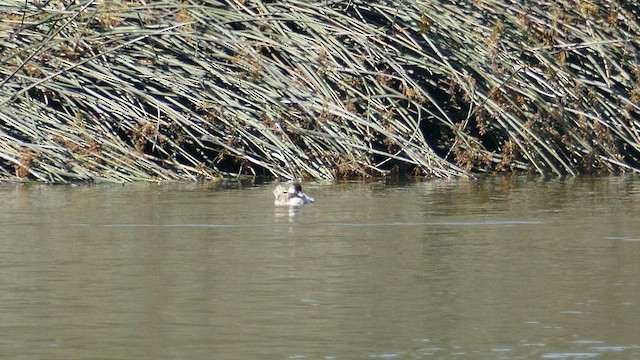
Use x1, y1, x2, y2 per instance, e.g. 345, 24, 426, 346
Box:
1, 176, 639, 359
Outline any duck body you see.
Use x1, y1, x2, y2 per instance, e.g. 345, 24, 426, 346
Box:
273, 182, 315, 206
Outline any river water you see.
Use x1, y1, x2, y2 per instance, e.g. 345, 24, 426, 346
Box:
1, 176, 639, 359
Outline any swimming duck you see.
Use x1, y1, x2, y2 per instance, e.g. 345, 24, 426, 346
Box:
273, 181, 315, 206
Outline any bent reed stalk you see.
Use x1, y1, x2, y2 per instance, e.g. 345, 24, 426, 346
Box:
1, 0, 639, 183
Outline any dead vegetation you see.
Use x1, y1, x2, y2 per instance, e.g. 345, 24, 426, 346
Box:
0, 0, 639, 182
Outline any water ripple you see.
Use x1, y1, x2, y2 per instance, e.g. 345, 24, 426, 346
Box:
68, 220, 543, 228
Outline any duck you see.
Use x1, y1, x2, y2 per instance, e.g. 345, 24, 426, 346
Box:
273, 181, 315, 206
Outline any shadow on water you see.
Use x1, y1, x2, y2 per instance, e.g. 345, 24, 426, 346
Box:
0, 176, 639, 359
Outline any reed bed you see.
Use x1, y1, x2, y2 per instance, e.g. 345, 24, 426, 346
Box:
1, 0, 639, 182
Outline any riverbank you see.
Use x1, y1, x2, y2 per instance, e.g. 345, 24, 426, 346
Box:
1, 0, 639, 183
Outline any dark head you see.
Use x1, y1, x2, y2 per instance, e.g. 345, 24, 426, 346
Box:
289, 183, 302, 194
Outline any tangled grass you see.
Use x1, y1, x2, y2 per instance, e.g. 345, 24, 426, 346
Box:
1, 0, 639, 183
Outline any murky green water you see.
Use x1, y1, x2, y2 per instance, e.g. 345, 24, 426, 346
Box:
1, 176, 639, 359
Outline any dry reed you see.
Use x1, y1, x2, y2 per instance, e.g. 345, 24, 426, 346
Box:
1, 0, 639, 183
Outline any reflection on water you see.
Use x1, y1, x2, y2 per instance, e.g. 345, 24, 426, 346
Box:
1, 177, 640, 359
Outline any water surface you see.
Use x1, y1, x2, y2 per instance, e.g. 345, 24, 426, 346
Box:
1, 176, 639, 359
